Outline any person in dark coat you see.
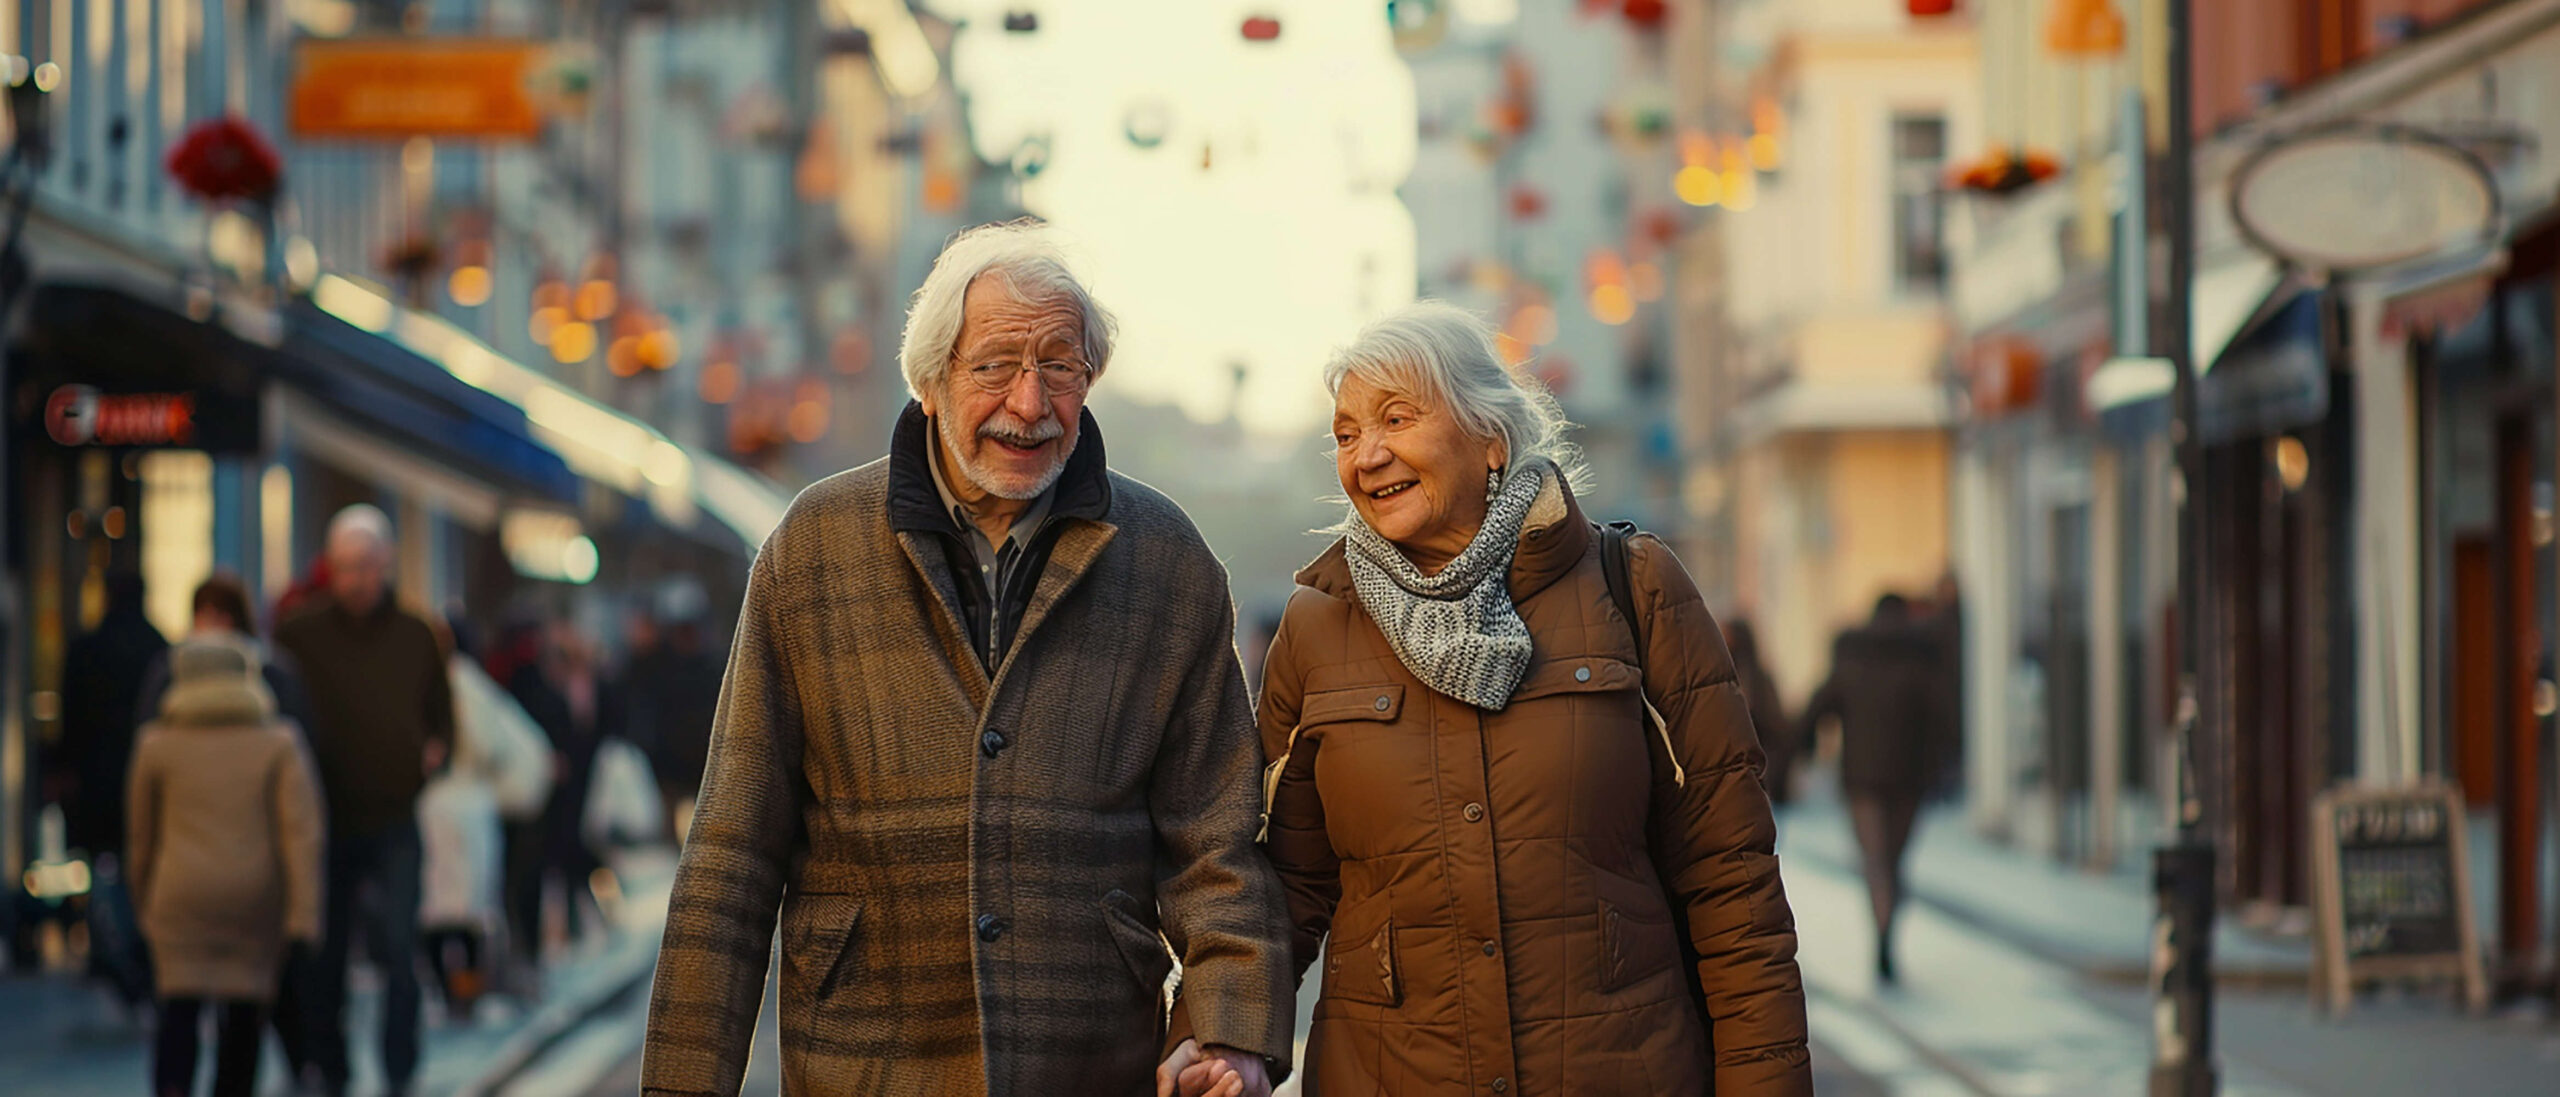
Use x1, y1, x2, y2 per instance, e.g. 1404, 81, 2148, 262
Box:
1803, 593, 1951, 984
1726, 617, 1798, 807
622, 601, 720, 844
56, 569, 168, 860
505, 622, 622, 960
273, 506, 454, 1097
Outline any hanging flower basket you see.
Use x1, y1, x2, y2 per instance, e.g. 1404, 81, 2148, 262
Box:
1950, 147, 2061, 194
165, 116, 282, 204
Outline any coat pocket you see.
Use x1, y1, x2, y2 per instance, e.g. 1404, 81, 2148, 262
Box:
1320, 897, 1401, 1008
1594, 868, 1679, 993
1101, 889, 1174, 1001
782, 892, 864, 1004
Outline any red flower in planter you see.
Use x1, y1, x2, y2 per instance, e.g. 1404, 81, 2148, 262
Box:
166, 117, 283, 204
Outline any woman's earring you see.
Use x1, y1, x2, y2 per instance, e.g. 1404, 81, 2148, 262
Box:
1486, 468, 1502, 502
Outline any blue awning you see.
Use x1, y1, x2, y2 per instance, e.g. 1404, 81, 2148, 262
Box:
2199, 289, 2329, 446
275, 300, 580, 503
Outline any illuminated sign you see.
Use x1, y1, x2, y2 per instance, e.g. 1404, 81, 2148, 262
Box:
37, 384, 258, 452
46, 385, 195, 446
289, 38, 549, 140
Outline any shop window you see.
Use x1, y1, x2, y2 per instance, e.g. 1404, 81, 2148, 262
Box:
140, 450, 214, 641
1891, 113, 1949, 295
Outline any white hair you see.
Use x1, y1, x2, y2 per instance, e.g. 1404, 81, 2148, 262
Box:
898, 220, 1116, 401
1323, 300, 1585, 488
325, 503, 393, 558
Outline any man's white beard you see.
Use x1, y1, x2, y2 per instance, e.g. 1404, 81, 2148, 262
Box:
938, 407, 1069, 501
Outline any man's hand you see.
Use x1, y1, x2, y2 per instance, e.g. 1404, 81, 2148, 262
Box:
1174, 1045, 1270, 1097
1156, 1039, 1204, 1097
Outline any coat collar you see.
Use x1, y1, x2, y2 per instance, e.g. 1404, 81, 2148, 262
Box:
887, 399, 1113, 537
1297, 472, 1593, 605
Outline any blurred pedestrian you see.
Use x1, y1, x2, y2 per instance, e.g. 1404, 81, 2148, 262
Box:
275, 505, 454, 1097
1209, 301, 1809, 1096
419, 616, 552, 1022
127, 636, 324, 1097
57, 568, 168, 1012
443, 633, 552, 1002
56, 569, 167, 860
624, 586, 720, 844
505, 622, 621, 962
1726, 617, 1798, 807
132, 572, 325, 1083
1804, 593, 1950, 984
642, 223, 1292, 1096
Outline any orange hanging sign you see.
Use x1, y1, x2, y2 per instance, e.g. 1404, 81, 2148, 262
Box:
290, 38, 547, 140
2046, 0, 2126, 57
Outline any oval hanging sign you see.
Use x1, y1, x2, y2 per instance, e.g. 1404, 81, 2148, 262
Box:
2230, 125, 2500, 274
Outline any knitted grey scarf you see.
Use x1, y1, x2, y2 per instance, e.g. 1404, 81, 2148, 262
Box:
1345, 458, 1552, 711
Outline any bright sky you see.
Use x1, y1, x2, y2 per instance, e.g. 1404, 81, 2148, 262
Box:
931, 1, 1419, 435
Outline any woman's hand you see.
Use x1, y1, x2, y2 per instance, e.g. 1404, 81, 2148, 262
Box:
1157, 1039, 1268, 1097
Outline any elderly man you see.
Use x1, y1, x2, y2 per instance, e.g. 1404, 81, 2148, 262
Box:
275, 505, 454, 1097
641, 222, 1293, 1097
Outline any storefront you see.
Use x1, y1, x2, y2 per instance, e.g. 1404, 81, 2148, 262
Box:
3, 276, 586, 880
2380, 217, 2560, 988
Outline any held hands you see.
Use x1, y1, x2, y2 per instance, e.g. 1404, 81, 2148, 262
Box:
1156, 1039, 1271, 1097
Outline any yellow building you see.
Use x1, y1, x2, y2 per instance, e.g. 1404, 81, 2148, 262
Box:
1673, 0, 1980, 705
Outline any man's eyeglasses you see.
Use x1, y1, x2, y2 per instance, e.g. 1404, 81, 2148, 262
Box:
963, 358, 1093, 395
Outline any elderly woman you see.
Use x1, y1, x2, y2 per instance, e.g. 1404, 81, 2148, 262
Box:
1175, 301, 1810, 1096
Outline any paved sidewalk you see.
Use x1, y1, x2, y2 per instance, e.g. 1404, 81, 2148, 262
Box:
1780, 784, 2311, 985
1780, 784, 2560, 1095
0, 846, 672, 1097
1781, 841, 2309, 1097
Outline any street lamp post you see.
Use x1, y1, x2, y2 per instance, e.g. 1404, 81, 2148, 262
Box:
2151, 0, 2218, 1093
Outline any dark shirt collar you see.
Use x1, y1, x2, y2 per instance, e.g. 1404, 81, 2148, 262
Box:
887, 399, 1111, 536
925, 418, 1055, 557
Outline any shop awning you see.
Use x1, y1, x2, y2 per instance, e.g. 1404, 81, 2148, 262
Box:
13, 283, 272, 450
277, 300, 581, 504
308, 275, 791, 556
2200, 289, 2328, 445
12, 283, 579, 506
2083, 258, 2308, 442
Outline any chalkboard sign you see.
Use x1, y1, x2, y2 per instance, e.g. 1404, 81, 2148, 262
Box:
2309, 783, 2486, 1016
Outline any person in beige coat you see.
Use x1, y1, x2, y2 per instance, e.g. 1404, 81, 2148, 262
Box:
128, 636, 326, 1097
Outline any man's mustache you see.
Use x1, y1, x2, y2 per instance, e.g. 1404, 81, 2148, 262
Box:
980, 415, 1065, 447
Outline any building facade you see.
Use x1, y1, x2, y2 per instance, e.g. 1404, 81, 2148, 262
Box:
1947, 0, 2560, 994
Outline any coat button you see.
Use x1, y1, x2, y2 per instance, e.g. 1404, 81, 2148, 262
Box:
1574, 665, 1592, 683
1373, 695, 1392, 712
981, 729, 1007, 758
1463, 802, 1484, 823
1492, 1078, 1509, 1093
976, 914, 1007, 942
1481, 940, 1497, 956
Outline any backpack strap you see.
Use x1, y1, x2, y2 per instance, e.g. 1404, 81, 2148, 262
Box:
1597, 521, 1684, 789
1598, 520, 1642, 651
1599, 521, 1712, 1029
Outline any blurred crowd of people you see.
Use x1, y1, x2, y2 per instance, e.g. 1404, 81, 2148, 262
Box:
41, 504, 723, 1097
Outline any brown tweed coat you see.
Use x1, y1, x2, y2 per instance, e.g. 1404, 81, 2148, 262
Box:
641, 408, 1294, 1096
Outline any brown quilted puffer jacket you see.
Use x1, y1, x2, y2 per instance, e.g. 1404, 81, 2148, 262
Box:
1178, 478, 1811, 1095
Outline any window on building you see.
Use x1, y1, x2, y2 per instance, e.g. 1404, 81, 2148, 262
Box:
1890, 113, 1949, 293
